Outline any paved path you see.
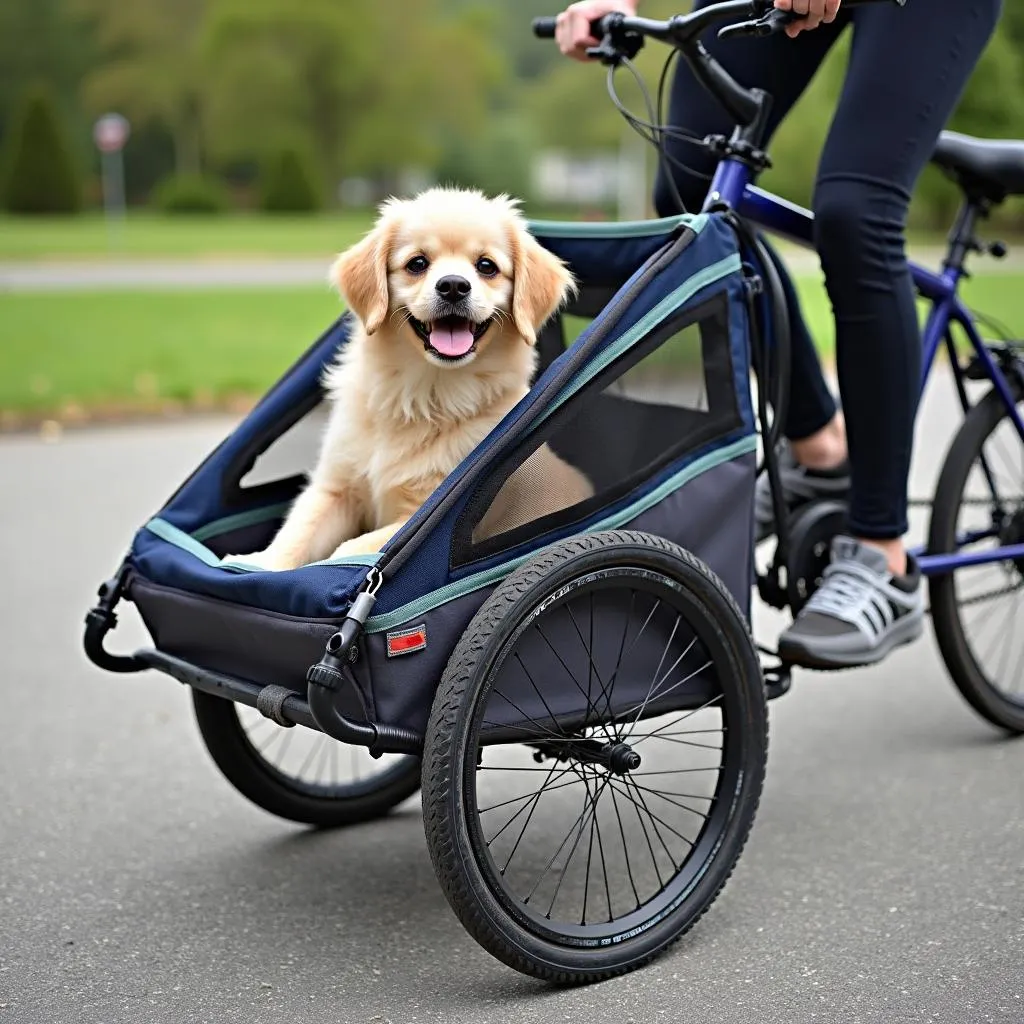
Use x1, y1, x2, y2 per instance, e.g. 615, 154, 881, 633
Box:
1, 245, 1021, 292
1, 375, 1022, 1023
0, 258, 332, 292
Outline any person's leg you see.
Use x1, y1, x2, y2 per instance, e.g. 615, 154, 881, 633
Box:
654, 10, 853, 540
778, 0, 1003, 668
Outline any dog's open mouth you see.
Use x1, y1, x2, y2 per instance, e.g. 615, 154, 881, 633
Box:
409, 314, 492, 360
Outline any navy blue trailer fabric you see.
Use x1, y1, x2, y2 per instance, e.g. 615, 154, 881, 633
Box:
124, 210, 760, 730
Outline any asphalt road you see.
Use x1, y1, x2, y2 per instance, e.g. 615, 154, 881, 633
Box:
1, 245, 1020, 292
1, 375, 1022, 1024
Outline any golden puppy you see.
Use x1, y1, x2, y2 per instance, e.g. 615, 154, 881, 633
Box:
233, 187, 593, 571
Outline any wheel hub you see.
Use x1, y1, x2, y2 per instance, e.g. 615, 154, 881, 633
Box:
532, 737, 641, 774
999, 506, 1024, 575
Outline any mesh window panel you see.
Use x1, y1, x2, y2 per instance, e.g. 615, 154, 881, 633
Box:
238, 401, 329, 490
454, 291, 741, 566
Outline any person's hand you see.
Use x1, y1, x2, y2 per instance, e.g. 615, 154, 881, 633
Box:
773, 0, 841, 37
554, 0, 639, 61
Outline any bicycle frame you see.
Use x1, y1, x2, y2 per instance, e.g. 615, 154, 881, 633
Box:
704, 156, 1024, 578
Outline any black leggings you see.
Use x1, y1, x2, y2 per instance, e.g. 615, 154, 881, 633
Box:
655, 0, 1002, 539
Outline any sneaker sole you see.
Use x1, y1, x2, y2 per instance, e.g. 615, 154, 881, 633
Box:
778, 612, 925, 671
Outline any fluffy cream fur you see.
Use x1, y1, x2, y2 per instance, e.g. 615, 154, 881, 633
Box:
233, 187, 593, 571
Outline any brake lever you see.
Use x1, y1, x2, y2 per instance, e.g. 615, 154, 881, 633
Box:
585, 12, 645, 65
718, 8, 793, 38
723, 0, 908, 36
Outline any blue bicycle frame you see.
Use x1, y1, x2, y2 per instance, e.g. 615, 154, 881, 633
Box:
703, 157, 1024, 578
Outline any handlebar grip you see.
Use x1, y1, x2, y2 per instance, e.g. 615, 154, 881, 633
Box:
531, 14, 609, 40
531, 16, 558, 38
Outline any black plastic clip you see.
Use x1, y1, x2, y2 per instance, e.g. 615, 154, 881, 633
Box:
306, 569, 423, 757
83, 564, 142, 673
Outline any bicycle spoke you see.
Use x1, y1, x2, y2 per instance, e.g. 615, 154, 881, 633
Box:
478, 773, 585, 816
619, 774, 668, 888
535, 621, 616, 741
489, 686, 570, 744
523, 772, 611, 907
608, 780, 642, 910
995, 588, 1021, 686
608, 777, 695, 848
627, 693, 723, 747
620, 774, 681, 871
633, 732, 722, 752
295, 735, 323, 779
625, 778, 713, 821
565, 601, 616, 731
625, 727, 723, 739
544, 768, 605, 919
601, 597, 663, 714
487, 760, 577, 854
513, 651, 566, 738
606, 589, 637, 729
581, 769, 598, 924
626, 625, 693, 731
591, 781, 614, 924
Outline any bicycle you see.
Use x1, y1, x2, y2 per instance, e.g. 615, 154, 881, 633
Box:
535, 0, 1024, 732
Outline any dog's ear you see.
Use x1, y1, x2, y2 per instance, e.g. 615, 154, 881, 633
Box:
510, 226, 576, 346
330, 214, 397, 335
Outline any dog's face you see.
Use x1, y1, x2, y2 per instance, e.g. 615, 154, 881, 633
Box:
331, 188, 575, 368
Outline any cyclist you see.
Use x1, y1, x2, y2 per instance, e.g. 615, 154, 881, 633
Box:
554, 0, 1002, 668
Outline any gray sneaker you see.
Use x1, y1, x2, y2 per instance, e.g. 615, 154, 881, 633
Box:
755, 440, 852, 542
777, 536, 925, 669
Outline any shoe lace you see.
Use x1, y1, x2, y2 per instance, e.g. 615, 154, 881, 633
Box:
803, 561, 882, 624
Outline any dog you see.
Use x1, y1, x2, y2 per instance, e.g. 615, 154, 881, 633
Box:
231, 187, 593, 572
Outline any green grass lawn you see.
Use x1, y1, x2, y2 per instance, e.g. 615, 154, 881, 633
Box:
0, 212, 976, 263
0, 287, 342, 424
1, 271, 1021, 426
0, 213, 376, 260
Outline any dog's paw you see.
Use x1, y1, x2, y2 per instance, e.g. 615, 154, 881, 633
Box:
328, 537, 378, 559
220, 549, 293, 572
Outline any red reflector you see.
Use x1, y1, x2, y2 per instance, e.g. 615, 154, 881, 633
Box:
386, 625, 427, 657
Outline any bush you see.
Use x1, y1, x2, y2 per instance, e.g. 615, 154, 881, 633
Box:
152, 174, 230, 215
433, 114, 535, 204
258, 147, 323, 213
1, 83, 81, 214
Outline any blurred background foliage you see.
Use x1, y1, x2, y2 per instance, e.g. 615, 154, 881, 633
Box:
1, 0, 1023, 225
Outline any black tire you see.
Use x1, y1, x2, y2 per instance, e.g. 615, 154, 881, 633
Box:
192, 690, 422, 827
421, 530, 767, 984
928, 383, 1024, 733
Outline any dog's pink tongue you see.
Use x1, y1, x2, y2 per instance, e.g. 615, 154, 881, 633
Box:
430, 321, 475, 357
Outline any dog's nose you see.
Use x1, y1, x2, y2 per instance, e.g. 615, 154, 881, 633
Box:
435, 275, 471, 300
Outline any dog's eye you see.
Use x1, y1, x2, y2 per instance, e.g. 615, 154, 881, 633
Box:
405, 255, 430, 275
475, 257, 499, 278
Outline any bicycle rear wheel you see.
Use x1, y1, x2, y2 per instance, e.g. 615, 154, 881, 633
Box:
193, 691, 421, 826
928, 383, 1024, 733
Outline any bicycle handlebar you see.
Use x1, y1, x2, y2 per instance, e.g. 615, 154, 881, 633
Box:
532, 0, 905, 45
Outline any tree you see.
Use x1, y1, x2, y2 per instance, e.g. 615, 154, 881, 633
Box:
1, 82, 81, 213
73, 0, 209, 176
202, 0, 508, 186
201, 0, 377, 182
259, 146, 323, 212
0, 0, 95, 147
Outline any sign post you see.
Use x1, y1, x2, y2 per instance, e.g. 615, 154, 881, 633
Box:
93, 113, 130, 250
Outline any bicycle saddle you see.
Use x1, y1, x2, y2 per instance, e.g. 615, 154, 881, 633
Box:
931, 130, 1024, 203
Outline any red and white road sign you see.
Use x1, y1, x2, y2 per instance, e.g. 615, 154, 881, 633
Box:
93, 113, 130, 154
